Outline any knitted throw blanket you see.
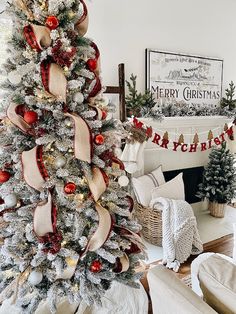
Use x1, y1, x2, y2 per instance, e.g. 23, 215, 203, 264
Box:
150, 197, 203, 272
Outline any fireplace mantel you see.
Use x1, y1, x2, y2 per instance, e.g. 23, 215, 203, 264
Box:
140, 116, 232, 134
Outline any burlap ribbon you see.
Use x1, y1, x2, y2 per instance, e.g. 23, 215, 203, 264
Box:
86, 203, 112, 251
88, 75, 102, 99
59, 203, 112, 279
7, 103, 31, 133
21, 146, 46, 191
41, 61, 67, 102
86, 167, 108, 201
13, 0, 34, 20
65, 113, 93, 163
118, 254, 130, 273
75, 0, 89, 36
22, 146, 54, 237
89, 104, 103, 120
23, 24, 51, 52
34, 193, 54, 237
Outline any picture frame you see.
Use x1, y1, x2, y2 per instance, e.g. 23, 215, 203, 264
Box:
145, 49, 223, 109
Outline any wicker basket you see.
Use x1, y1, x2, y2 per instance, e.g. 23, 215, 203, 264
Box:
134, 202, 162, 246
209, 201, 226, 218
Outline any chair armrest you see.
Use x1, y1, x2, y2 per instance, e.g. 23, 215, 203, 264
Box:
147, 265, 217, 314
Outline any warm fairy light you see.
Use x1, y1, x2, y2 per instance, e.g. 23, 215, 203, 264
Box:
66, 257, 77, 267
80, 177, 87, 186
68, 11, 76, 19
74, 193, 84, 203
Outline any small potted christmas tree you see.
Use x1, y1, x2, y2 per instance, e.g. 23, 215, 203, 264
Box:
197, 142, 236, 217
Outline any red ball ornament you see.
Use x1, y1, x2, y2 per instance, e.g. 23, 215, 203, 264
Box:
64, 182, 77, 194
46, 16, 59, 30
0, 170, 11, 183
86, 59, 97, 72
90, 260, 102, 273
94, 134, 105, 145
101, 110, 107, 120
24, 111, 38, 124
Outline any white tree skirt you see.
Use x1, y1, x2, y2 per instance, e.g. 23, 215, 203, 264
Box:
0, 282, 148, 314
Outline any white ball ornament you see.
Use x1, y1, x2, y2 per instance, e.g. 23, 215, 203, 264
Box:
4, 193, 18, 208
64, 118, 72, 127
8, 71, 22, 85
73, 92, 84, 104
54, 156, 67, 169
28, 270, 43, 286
118, 175, 129, 187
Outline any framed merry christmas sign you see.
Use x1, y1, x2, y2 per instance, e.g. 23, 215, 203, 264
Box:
146, 49, 223, 108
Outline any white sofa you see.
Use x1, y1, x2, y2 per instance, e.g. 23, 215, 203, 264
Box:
147, 252, 236, 314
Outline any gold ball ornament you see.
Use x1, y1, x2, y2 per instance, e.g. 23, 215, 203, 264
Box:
66, 257, 77, 267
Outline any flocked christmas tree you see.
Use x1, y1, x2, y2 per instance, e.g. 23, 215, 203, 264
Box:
0, 1, 145, 312
197, 142, 236, 204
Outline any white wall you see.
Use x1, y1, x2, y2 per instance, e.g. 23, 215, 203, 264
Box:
87, 0, 236, 93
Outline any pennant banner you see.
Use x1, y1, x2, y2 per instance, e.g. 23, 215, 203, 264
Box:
152, 126, 234, 153
131, 117, 235, 153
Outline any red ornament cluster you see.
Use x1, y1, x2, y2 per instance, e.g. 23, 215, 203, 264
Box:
52, 40, 77, 68
46, 16, 59, 30
24, 111, 38, 124
90, 260, 102, 273
64, 182, 77, 194
0, 170, 11, 183
39, 231, 63, 254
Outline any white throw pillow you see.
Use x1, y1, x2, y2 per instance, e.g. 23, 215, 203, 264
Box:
150, 173, 185, 202
132, 166, 166, 206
